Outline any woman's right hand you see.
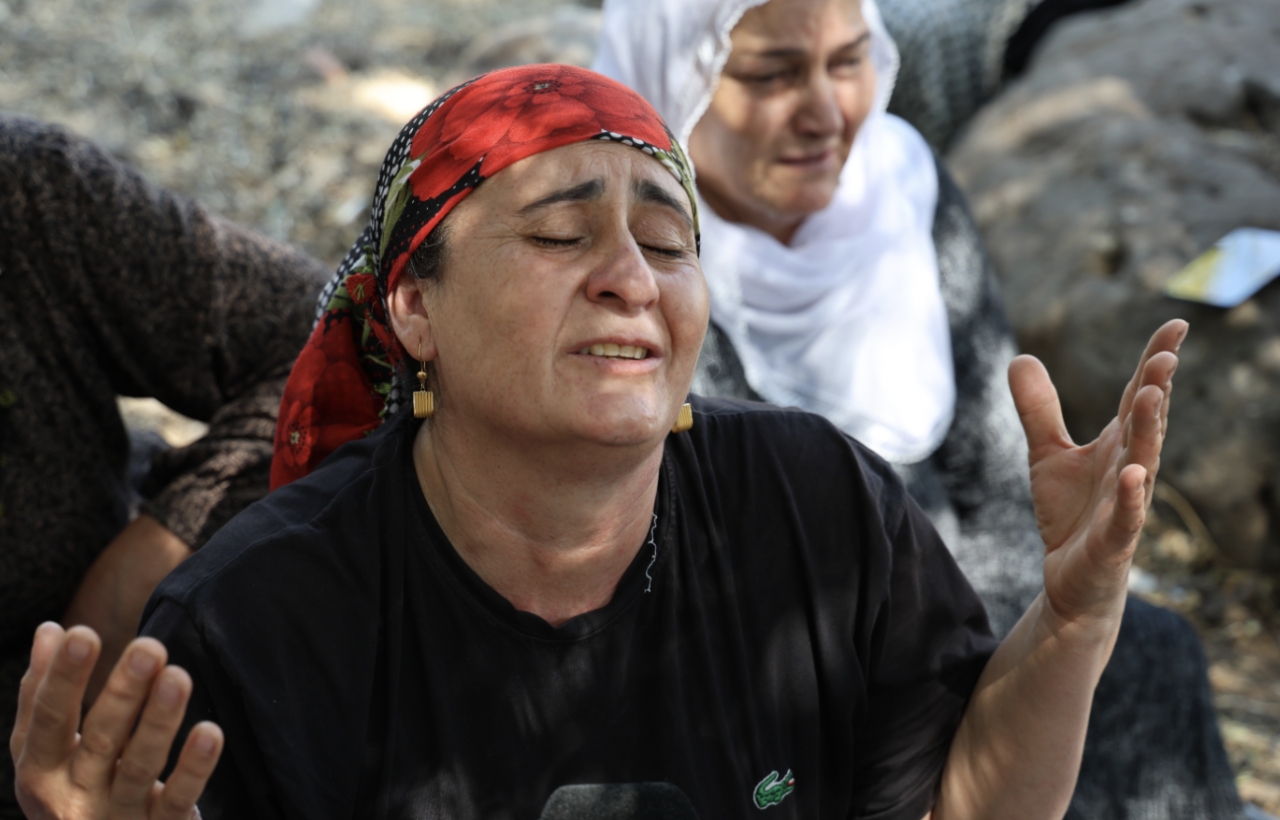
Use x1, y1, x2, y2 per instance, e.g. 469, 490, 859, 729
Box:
10, 623, 223, 819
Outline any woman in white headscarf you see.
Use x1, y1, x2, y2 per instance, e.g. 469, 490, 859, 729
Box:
595, 2, 1246, 818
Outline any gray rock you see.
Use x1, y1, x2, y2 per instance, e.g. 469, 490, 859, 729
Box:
238, 0, 318, 39
947, 0, 1280, 569
454, 4, 601, 80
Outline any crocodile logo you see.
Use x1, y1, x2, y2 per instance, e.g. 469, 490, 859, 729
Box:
753, 770, 796, 809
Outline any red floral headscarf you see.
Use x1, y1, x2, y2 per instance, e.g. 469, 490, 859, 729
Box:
271, 64, 698, 489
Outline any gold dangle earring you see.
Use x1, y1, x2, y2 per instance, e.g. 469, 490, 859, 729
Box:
670, 402, 693, 434
413, 341, 434, 419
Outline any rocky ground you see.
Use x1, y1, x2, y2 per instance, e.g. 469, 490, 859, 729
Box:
1136, 496, 1280, 812
0, 0, 600, 268
946, 0, 1280, 810
5, 0, 1276, 810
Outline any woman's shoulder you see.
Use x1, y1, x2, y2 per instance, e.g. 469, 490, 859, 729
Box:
688, 392, 887, 449
144, 412, 413, 616
681, 395, 909, 516
673, 398, 954, 616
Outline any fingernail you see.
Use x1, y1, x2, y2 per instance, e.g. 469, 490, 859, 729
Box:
32, 622, 61, 657
193, 731, 216, 756
157, 674, 182, 706
66, 634, 92, 662
1176, 323, 1189, 349
129, 650, 159, 678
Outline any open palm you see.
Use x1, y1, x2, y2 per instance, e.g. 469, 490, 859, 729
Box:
1010, 320, 1185, 630
11, 623, 222, 820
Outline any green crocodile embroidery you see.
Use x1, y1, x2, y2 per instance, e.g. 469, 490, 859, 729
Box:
753, 770, 796, 809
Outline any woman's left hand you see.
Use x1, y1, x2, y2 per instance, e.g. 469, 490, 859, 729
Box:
1010, 319, 1186, 639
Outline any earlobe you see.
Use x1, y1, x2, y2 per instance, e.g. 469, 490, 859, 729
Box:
387, 278, 439, 361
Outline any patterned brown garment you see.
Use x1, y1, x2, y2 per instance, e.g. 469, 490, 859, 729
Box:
0, 115, 329, 816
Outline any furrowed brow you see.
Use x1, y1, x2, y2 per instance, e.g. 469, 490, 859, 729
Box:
517, 179, 604, 215
741, 31, 870, 60
837, 31, 871, 52
742, 47, 806, 60
632, 179, 693, 229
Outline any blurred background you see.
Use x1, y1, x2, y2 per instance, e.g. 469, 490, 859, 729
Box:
3, 0, 1277, 809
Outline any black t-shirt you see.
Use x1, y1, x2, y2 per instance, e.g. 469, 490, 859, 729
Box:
142, 396, 996, 820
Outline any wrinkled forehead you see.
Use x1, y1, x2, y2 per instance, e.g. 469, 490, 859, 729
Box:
471, 140, 697, 225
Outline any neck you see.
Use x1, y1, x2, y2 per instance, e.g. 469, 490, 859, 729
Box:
697, 184, 805, 246
412, 417, 664, 627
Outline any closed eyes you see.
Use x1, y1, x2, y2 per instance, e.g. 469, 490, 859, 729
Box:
529, 235, 685, 259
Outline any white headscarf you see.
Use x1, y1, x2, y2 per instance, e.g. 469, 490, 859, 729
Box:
594, 0, 955, 464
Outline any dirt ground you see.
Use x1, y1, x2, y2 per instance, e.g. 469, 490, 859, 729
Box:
1135, 492, 1280, 812
1, 0, 581, 267
5, 0, 1277, 809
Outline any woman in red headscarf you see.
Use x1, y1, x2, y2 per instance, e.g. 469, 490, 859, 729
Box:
12, 64, 1182, 820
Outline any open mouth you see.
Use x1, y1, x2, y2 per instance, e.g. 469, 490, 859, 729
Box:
579, 343, 650, 360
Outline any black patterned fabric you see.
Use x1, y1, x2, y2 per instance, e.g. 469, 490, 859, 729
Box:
879, 0, 1038, 149
879, 0, 1141, 150
690, 156, 1245, 820
0, 115, 329, 818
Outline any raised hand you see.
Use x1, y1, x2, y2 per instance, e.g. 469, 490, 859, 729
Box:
1010, 319, 1186, 634
10, 623, 223, 820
